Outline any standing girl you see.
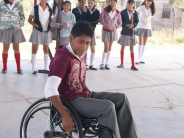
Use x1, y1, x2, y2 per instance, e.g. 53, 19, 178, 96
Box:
85, 0, 100, 70
52, 1, 76, 46
28, 0, 53, 74
0, 0, 26, 74
136, 0, 155, 64
99, 0, 122, 70
117, 0, 139, 71
50, 0, 62, 40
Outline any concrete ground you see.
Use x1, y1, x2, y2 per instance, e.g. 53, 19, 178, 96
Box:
0, 45, 184, 138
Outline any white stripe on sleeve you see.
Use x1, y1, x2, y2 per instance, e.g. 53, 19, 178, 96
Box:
44, 76, 62, 99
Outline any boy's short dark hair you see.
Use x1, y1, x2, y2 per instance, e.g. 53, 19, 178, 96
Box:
71, 21, 94, 39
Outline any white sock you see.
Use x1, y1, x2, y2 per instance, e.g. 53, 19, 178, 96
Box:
44, 54, 49, 70
105, 51, 111, 65
90, 53, 95, 66
138, 45, 142, 62
101, 52, 107, 65
32, 54, 36, 72
140, 45, 145, 61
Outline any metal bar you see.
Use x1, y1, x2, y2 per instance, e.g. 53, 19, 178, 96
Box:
56, 0, 62, 47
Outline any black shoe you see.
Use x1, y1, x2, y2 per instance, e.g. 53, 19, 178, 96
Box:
105, 64, 110, 70
117, 65, 124, 68
17, 70, 23, 74
2, 70, 7, 74
140, 61, 145, 64
135, 62, 140, 65
32, 70, 37, 74
131, 66, 138, 71
38, 70, 49, 74
89, 65, 98, 70
100, 64, 104, 70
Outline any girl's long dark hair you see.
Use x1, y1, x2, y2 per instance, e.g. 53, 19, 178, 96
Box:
46, 3, 53, 16
142, 0, 155, 16
4, 0, 11, 4
53, 0, 63, 15
106, 0, 117, 13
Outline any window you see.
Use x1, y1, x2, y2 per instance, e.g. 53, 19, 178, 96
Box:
162, 5, 171, 18
135, 1, 141, 9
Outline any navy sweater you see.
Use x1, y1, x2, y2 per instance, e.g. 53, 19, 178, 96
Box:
120, 9, 139, 36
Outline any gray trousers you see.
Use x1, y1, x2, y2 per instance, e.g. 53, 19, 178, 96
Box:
70, 92, 138, 138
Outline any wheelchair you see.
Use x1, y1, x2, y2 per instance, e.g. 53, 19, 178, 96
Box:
20, 94, 116, 138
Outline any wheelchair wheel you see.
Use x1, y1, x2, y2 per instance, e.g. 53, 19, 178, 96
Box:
20, 98, 83, 138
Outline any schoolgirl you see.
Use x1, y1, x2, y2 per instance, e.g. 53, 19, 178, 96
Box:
99, 0, 122, 70
72, 0, 87, 22
28, 0, 53, 74
85, 0, 100, 70
0, 0, 26, 74
136, 0, 155, 64
52, 1, 76, 46
117, 0, 139, 71
50, 0, 63, 40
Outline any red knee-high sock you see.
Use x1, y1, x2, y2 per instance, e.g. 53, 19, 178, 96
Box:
131, 53, 135, 68
120, 51, 124, 66
14, 53, 21, 71
2, 53, 8, 70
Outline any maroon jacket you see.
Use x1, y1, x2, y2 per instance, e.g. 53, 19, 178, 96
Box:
48, 45, 89, 102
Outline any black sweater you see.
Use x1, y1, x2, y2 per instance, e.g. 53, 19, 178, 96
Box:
85, 8, 100, 31
72, 7, 87, 22
120, 9, 139, 36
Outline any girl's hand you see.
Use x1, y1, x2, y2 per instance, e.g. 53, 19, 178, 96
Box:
50, 19, 53, 26
129, 23, 134, 29
61, 24, 67, 28
83, 6, 87, 12
35, 24, 39, 28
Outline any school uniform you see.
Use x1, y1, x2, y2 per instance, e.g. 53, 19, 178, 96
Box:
99, 7, 122, 69
85, 8, 100, 46
118, 9, 139, 46
0, 0, 26, 44
72, 7, 87, 22
0, 0, 25, 73
52, 10, 76, 45
117, 9, 139, 70
136, 5, 152, 37
29, 5, 53, 45
29, 5, 53, 74
50, 3, 58, 40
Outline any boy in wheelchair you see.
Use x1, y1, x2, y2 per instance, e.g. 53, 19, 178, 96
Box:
44, 21, 138, 138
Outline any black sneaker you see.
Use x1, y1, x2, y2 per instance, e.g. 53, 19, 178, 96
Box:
140, 61, 145, 64
131, 66, 138, 71
89, 65, 98, 70
32, 70, 37, 74
135, 62, 141, 65
105, 64, 110, 70
117, 65, 124, 68
2, 70, 7, 74
100, 64, 104, 70
17, 70, 23, 74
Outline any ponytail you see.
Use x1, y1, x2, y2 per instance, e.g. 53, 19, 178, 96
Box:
46, 3, 53, 16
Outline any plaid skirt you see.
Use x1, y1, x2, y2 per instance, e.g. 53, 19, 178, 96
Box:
136, 28, 152, 37
59, 37, 70, 46
90, 35, 96, 46
118, 35, 137, 46
0, 28, 26, 44
29, 28, 52, 45
102, 30, 118, 42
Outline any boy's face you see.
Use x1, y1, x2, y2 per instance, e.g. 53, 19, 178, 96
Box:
69, 35, 91, 57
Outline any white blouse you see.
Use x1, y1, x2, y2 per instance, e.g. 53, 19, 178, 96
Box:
30, 5, 53, 31
136, 5, 152, 29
